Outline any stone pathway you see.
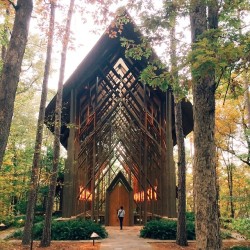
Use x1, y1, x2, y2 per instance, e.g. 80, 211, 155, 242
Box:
0, 228, 16, 240
99, 226, 155, 250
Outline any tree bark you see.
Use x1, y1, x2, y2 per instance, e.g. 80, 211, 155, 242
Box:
190, 0, 221, 249
175, 101, 188, 246
227, 164, 234, 218
0, 0, 33, 168
168, 2, 188, 245
40, 0, 75, 246
22, 1, 56, 245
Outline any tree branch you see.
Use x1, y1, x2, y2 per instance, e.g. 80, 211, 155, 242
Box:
7, 0, 17, 10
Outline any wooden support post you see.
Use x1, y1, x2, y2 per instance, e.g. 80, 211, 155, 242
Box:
62, 89, 76, 217
143, 83, 148, 224
139, 129, 143, 225
162, 91, 176, 217
91, 77, 98, 221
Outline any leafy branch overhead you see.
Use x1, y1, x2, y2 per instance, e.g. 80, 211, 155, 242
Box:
120, 35, 189, 98
189, 29, 250, 88
120, 37, 152, 60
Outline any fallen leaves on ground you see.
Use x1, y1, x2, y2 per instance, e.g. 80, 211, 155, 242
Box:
0, 241, 100, 250
151, 240, 250, 250
0, 240, 250, 250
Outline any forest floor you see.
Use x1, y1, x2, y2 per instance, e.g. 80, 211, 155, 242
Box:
0, 239, 250, 250
0, 226, 249, 250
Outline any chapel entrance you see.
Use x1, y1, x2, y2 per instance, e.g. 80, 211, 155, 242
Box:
106, 171, 133, 226
109, 183, 129, 226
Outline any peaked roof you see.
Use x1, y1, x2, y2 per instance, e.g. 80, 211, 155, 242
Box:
46, 10, 148, 113
45, 9, 193, 147
107, 171, 133, 192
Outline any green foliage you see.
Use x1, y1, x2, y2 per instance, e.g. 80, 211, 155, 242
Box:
220, 217, 233, 229
140, 62, 169, 91
1, 215, 44, 229
220, 229, 232, 239
140, 219, 176, 239
229, 247, 250, 250
190, 32, 218, 75
186, 211, 195, 222
139, 60, 189, 99
120, 37, 152, 60
140, 218, 195, 240
186, 221, 196, 240
220, 218, 250, 240
231, 218, 250, 239
12, 219, 108, 241
189, 25, 250, 88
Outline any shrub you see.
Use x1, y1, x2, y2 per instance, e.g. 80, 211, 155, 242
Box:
231, 218, 250, 239
186, 212, 195, 222
1, 214, 44, 230
1, 216, 15, 228
140, 219, 195, 240
12, 216, 25, 228
220, 229, 232, 239
229, 247, 250, 250
186, 221, 196, 240
11, 219, 108, 241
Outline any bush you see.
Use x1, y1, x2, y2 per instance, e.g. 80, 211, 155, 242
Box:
220, 229, 232, 239
11, 216, 26, 228
231, 219, 250, 239
1, 216, 15, 228
1, 214, 44, 230
186, 221, 196, 240
11, 219, 108, 241
140, 219, 195, 240
186, 212, 195, 222
229, 247, 250, 250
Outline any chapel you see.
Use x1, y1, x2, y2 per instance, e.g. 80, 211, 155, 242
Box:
45, 10, 193, 226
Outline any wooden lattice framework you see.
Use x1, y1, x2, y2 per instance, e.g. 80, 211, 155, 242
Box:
45, 12, 193, 225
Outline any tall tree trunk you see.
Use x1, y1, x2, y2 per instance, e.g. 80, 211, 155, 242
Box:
221, 150, 235, 218
190, 0, 221, 249
22, 1, 56, 245
40, 0, 75, 246
0, 0, 33, 168
243, 80, 250, 165
168, 1, 188, 245
175, 101, 188, 246
227, 164, 234, 218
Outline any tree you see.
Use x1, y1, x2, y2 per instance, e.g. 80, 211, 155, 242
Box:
0, 0, 33, 168
0, 91, 40, 221
215, 97, 250, 218
40, 0, 75, 246
22, 0, 56, 245
190, 0, 221, 248
216, 101, 239, 218
166, 0, 188, 246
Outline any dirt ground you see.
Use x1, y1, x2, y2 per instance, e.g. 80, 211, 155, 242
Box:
0, 240, 250, 250
0, 241, 99, 250
150, 241, 250, 249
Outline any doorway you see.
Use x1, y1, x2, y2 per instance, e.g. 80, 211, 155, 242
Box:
105, 171, 134, 226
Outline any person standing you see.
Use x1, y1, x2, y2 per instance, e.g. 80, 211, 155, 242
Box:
117, 206, 125, 230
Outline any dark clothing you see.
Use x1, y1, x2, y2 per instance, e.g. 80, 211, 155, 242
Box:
118, 216, 124, 230
117, 208, 125, 230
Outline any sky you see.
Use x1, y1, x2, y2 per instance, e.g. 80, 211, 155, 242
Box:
41, 1, 250, 91
44, 0, 172, 90
47, 1, 131, 90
